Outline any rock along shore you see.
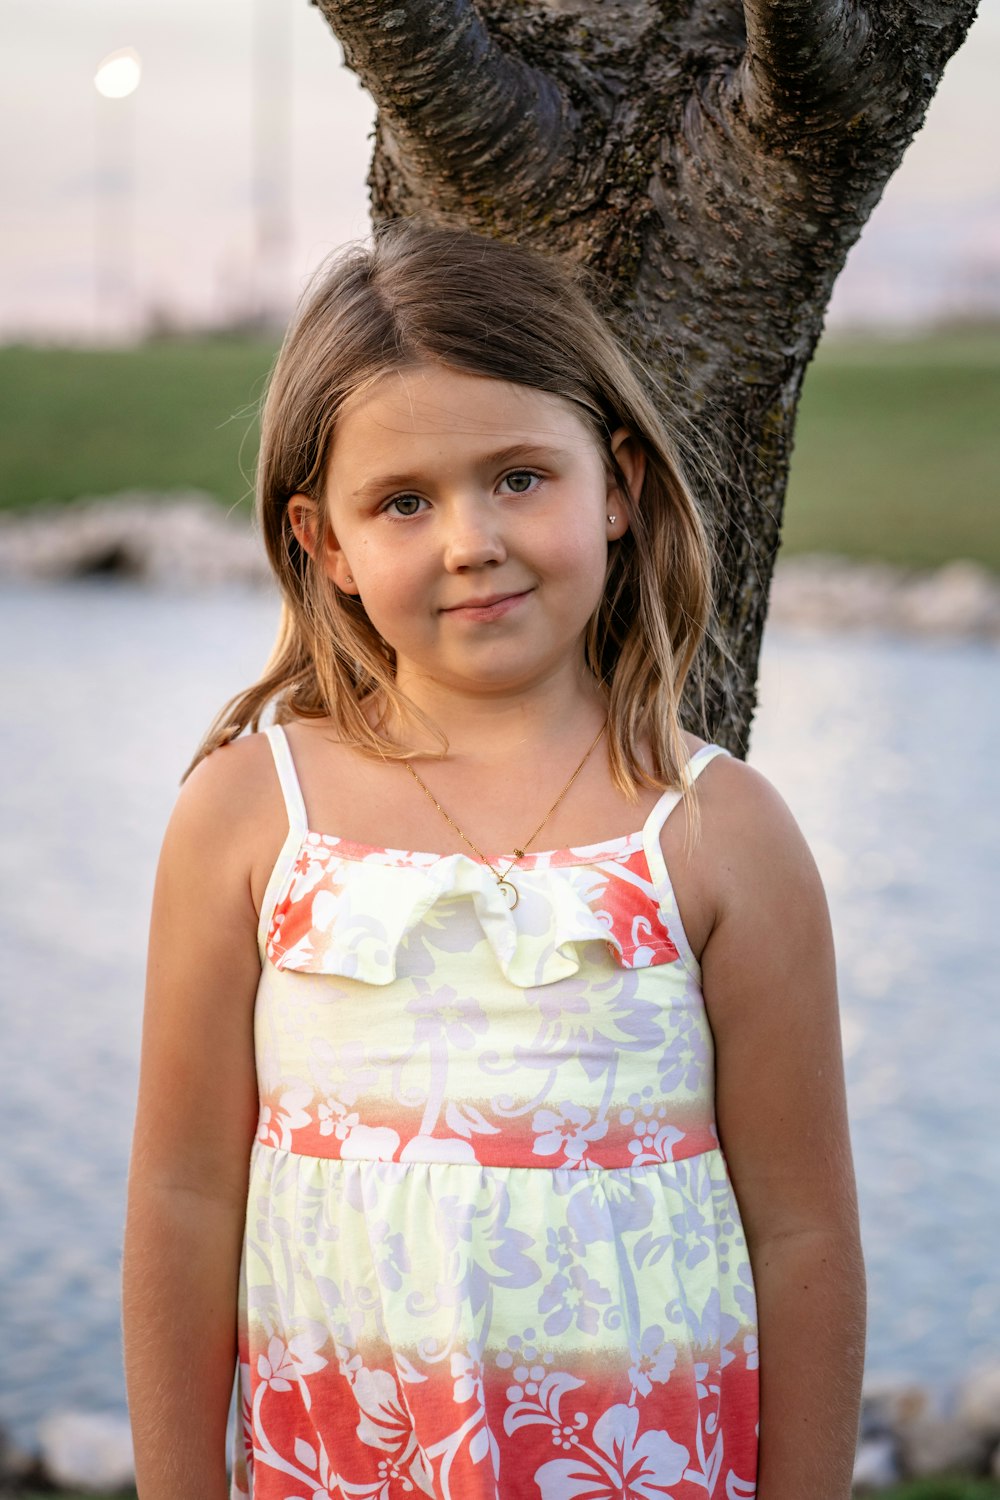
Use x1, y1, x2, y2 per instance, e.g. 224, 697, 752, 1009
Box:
2, 492, 999, 641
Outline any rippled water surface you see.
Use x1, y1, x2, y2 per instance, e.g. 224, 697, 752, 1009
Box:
1, 582, 998, 1443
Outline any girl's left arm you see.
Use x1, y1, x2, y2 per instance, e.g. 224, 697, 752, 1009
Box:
697, 758, 867, 1500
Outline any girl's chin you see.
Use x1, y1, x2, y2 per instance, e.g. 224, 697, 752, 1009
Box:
394, 657, 579, 704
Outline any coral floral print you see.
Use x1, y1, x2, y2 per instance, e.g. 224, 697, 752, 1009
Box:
232, 727, 758, 1498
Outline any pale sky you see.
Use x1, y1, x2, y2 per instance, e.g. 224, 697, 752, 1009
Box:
3, 0, 998, 342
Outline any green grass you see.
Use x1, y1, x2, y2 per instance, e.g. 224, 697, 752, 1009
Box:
860, 1484, 1000, 1499
782, 326, 1000, 571
0, 334, 276, 517
884, 1485, 1000, 1499
1, 325, 999, 571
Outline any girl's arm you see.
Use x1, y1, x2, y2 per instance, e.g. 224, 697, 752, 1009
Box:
122, 746, 266, 1499
698, 759, 867, 1500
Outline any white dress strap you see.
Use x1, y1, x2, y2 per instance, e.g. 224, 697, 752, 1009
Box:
264, 724, 309, 837
257, 725, 310, 958
641, 744, 731, 976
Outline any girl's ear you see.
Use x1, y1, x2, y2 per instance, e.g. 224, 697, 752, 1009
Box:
287, 493, 356, 593
607, 428, 646, 538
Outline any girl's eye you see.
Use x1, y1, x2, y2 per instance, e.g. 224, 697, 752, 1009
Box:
501, 470, 539, 494
383, 494, 426, 518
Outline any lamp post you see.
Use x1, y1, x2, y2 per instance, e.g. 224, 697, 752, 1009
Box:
93, 47, 141, 340
251, 0, 293, 328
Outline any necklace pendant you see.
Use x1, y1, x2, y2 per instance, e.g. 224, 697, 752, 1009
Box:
402, 721, 607, 919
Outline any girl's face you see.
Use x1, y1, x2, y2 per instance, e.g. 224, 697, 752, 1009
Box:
289, 362, 643, 707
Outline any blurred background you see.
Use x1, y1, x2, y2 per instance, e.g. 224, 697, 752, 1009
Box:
1, 0, 999, 1488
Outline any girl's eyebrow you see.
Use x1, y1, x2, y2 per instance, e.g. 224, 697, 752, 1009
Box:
349, 442, 575, 500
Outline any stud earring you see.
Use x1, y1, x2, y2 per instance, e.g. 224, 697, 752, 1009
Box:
607, 514, 617, 525
345, 575, 354, 585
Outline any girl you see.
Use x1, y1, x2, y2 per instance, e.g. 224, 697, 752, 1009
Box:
122, 220, 866, 1500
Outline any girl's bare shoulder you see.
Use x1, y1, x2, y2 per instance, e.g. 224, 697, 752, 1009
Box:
693, 749, 812, 867
177, 730, 282, 830
674, 729, 796, 826
665, 735, 822, 960
168, 732, 289, 910
696, 752, 831, 983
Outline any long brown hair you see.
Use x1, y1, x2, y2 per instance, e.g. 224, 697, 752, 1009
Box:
187, 220, 725, 825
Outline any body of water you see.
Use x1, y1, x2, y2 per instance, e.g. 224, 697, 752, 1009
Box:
1, 582, 998, 1444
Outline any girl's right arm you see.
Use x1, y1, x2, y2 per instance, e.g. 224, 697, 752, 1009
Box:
122, 745, 266, 1499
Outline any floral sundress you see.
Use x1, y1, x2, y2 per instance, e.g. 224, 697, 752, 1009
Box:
232, 724, 758, 1498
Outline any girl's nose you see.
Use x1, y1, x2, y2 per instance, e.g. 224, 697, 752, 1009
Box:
441, 504, 507, 571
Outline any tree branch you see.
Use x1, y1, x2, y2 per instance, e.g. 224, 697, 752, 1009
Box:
312, 0, 576, 210
738, 0, 981, 140
739, 0, 876, 128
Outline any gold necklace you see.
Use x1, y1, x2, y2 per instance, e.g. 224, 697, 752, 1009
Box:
403, 721, 608, 910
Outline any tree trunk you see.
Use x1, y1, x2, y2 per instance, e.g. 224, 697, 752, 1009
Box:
310, 0, 980, 752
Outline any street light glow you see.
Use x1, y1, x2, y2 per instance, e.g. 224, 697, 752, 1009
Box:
94, 48, 142, 100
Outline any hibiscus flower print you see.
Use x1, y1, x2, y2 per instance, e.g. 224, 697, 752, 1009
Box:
563, 1170, 655, 1239
670, 1199, 717, 1270
538, 1264, 612, 1336
451, 1340, 485, 1404
627, 1326, 678, 1398
535, 1402, 689, 1499
545, 1225, 584, 1271
317, 1098, 360, 1139
256, 1330, 327, 1392
353, 1365, 413, 1454
532, 1102, 609, 1164
682, 1288, 741, 1375
406, 981, 488, 1049
658, 1008, 710, 1093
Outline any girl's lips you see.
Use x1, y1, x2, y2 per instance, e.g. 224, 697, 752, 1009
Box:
444, 590, 532, 621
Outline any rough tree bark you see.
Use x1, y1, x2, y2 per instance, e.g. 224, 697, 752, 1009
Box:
310, 0, 979, 752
